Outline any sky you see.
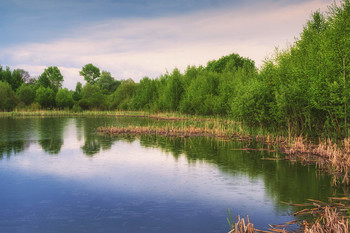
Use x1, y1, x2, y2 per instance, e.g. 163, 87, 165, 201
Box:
0, 0, 336, 89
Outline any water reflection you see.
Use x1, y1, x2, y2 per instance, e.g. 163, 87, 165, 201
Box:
0, 118, 32, 158
0, 117, 342, 206
37, 118, 67, 154
117, 135, 343, 211
0, 117, 345, 232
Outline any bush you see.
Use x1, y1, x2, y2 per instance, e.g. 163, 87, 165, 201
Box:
29, 102, 41, 111
16, 84, 36, 106
55, 88, 74, 109
0, 81, 17, 111
71, 103, 83, 112
36, 86, 55, 108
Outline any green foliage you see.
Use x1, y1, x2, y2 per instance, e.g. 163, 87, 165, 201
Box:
158, 69, 184, 111
36, 86, 55, 108
8, 69, 25, 91
0, 81, 17, 111
206, 53, 255, 73
97, 71, 120, 94
110, 79, 137, 110
132, 77, 158, 110
71, 103, 83, 112
180, 71, 219, 115
55, 88, 74, 109
16, 84, 36, 106
38, 66, 64, 92
72, 82, 83, 101
29, 102, 41, 111
79, 84, 106, 110
79, 64, 100, 84
0, 66, 26, 92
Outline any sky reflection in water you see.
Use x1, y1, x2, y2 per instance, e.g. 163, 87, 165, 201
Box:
0, 117, 340, 233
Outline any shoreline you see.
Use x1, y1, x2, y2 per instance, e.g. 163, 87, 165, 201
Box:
3, 109, 350, 185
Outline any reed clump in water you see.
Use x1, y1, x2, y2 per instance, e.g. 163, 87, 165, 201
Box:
291, 198, 349, 233
97, 125, 235, 138
228, 216, 256, 233
286, 137, 350, 185
303, 207, 348, 233
228, 215, 290, 233
229, 198, 349, 233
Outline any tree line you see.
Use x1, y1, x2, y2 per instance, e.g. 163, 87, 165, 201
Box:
1, 0, 349, 137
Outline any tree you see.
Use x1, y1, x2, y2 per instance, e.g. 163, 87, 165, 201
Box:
79, 64, 100, 84
0, 81, 17, 111
79, 84, 106, 110
161, 69, 184, 111
18, 69, 31, 83
55, 88, 74, 109
8, 69, 25, 92
36, 86, 55, 108
97, 71, 120, 94
110, 79, 136, 110
0, 67, 26, 92
132, 77, 157, 110
16, 84, 36, 106
38, 66, 64, 92
72, 82, 83, 101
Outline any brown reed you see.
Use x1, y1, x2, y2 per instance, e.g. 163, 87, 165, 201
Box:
286, 136, 350, 185
303, 207, 348, 233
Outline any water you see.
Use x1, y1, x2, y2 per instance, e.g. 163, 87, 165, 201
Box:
0, 117, 342, 233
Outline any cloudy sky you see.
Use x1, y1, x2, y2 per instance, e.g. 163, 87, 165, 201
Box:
0, 0, 335, 89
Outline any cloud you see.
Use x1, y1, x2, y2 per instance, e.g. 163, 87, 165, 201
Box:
0, 0, 333, 89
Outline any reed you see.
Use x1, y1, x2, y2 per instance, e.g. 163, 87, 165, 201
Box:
285, 136, 350, 185
229, 198, 349, 233
304, 207, 348, 233
228, 215, 256, 233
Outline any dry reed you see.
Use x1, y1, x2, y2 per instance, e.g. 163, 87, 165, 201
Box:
228, 216, 256, 233
303, 207, 348, 233
286, 136, 350, 185
229, 199, 349, 233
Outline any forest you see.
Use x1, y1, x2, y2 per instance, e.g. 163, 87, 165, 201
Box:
0, 0, 349, 138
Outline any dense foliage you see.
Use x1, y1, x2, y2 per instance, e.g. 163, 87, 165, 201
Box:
1, 0, 349, 137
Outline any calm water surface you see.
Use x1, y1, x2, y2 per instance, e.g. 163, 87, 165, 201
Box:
0, 117, 342, 233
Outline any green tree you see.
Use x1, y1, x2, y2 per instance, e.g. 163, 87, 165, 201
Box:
16, 84, 36, 106
163, 69, 184, 111
179, 70, 219, 115
79, 84, 106, 110
97, 71, 120, 94
0, 81, 17, 111
324, 0, 350, 134
8, 69, 25, 92
0, 66, 24, 92
36, 86, 55, 108
79, 64, 100, 84
132, 77, 157, 110
38, 66, 64, 92
55, 88, 74, 109
110, 79, 136, 110
72, 82, 83, 101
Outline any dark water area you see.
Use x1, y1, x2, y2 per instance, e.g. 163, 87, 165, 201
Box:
0, 117, 344, 233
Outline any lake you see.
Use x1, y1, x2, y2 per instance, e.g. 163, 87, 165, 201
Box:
0, 117, 342, 233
